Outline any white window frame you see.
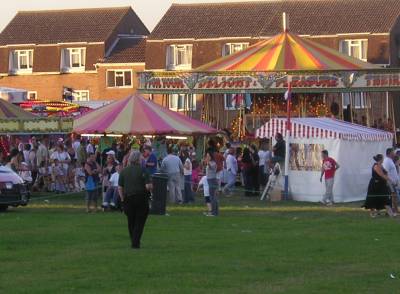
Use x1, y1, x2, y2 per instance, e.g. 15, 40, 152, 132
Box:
169, 94, 196, 111
61, 47, 86, 72
342, 92, 367, 109
27, 91, 37, 100
166, 44, 193, 70
73, 90, 90, 102
9, 49, 33, 74
106, 69, 133, 88
222, 43, 249, 56
339, 39, 368, 62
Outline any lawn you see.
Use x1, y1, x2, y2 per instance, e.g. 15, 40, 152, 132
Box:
0, 192, 399, 294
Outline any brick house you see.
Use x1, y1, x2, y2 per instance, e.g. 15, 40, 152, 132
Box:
145, 0, 400, 130
0, 7, 149, 102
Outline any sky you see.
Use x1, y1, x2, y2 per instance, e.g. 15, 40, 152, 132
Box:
0, 0, 262, 32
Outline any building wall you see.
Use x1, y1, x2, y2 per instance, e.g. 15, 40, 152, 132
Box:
96, 64, 145, 99
145, 34, 391, 70
0, 63, 145, 100
0, 72, 98, 100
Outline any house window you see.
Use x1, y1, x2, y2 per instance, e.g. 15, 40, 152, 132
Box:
342, 92, 367, 109
60, 48, 86, 72
166, 44, 193, 70
73, 90, 90, 102
169, 94, 196, 111
222, 43, 249, 56
339, 40, 368, 61
27, 91, 37, 100
107, 70, 132, 88
9, 50, 33, 73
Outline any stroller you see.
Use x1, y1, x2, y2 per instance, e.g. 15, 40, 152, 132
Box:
260, 161, 281, 201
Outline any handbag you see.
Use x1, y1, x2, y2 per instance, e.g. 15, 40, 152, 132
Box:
85, 175, 96, 191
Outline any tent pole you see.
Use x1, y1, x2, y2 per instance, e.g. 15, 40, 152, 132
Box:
386, 91, 390, 121
390, 93, 397, 144
365, 92, 370, 127
350, 93, 353, 123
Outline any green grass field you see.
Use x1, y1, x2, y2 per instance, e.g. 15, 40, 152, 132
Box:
1, 192, 399, 294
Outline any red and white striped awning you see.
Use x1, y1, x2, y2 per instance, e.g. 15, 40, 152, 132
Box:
256, 117, 393, 141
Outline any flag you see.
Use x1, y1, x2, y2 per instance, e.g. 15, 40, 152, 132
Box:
231, 94, 243, 108
284, 82, 292, 101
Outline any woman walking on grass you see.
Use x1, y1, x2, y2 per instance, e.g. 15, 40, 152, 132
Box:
204, 151, 218, 216
364, 154, 395, 218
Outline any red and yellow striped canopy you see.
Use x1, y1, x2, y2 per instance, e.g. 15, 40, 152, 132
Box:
0, 99, 37, 119
73, 95, 217, 135
197, 31, 380, 72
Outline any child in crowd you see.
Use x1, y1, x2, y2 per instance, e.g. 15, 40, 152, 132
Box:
74, 162, 86, 192
67, 160, 76, 192
34, 162, 50, 192
52, 159, 65, 193
102, 164, 121, 210
197, 175, 211, 215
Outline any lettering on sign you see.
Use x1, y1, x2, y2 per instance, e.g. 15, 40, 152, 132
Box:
197, 76, 255, 89
365, 74, 400, 87
275, 75, 339, 88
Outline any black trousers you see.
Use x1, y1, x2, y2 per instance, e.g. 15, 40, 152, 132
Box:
123, 194, 149, 248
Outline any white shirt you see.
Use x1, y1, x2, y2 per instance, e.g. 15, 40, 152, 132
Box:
50, 151, 71, 170
258, 150, 271, 167
72, 141, 80, 158
198, 176, 210, 197
225, 154, 238, 175
109, 172, 120, 187
86, 143, 94, 155
184, 158, 192, 176
383, 157, 399, 185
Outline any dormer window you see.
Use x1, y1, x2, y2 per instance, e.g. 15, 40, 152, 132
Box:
9, 50, 33, 74
222, 43, 249, 56
60, 48, 86, 72
166, 44, 192, 70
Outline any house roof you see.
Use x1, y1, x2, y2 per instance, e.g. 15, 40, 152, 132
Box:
150, 0, 400, 40
103, 38, 146, 63
0, 7, 147, 45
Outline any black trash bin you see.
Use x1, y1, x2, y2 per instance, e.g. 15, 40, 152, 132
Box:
150, 173, 168, 215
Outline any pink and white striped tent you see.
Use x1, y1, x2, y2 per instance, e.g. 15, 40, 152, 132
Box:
256, 117, 393, 142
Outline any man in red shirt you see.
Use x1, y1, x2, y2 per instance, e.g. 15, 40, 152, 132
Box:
320, 150, 340, 205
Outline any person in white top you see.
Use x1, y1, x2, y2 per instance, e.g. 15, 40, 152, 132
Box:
183, 151, 194, 203
383, 148, 399, 213
222, 147, 238, 195
72, 135, 81, 159
103, 164, 121, 210
197, 175, 211, 215
86, 140, 95, 155
258, 143, 272, 187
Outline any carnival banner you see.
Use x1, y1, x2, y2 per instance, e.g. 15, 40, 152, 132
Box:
139, 71, 400, 94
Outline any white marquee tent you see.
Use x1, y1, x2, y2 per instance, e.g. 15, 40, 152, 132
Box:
256, 117, 393, 202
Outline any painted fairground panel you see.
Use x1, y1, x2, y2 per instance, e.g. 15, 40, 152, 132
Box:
289, 143, 325, 171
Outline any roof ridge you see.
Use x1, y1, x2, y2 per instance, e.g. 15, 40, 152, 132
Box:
170, 0, 382, 5
17, 6, 131, 13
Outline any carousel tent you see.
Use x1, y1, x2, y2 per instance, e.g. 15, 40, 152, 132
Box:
73, 94, 217, 135
0, 99, 36, 119
196, 31, 379, 72
256, 117, 393, 202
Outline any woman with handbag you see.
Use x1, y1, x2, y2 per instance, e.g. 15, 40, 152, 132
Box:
85, 153, 101, 213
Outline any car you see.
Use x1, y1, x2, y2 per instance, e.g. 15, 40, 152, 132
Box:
0, 165, 30, 211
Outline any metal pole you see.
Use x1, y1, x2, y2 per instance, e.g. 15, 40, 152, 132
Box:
284, 80, 292, 201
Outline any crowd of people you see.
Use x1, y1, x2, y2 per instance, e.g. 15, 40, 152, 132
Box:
2, 133, 400, 220
0, 134, 289, 215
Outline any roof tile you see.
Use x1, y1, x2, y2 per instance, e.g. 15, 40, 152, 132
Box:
103, 38, 146, 63
150, 0, 400, 39
0, 7, 147, 45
